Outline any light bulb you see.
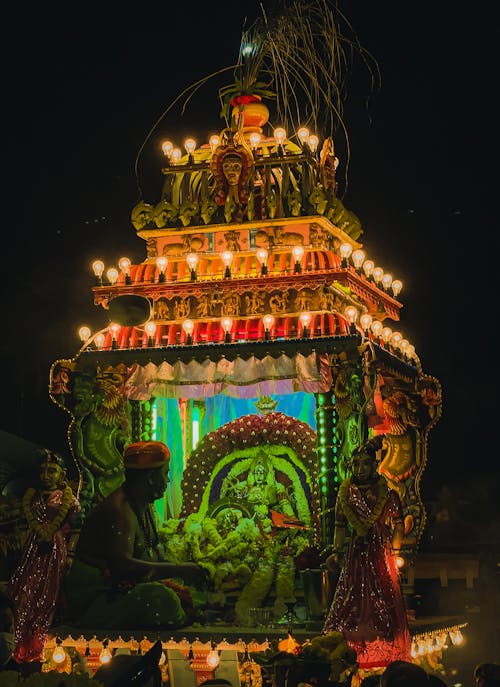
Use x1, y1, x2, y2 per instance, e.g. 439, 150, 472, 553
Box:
263, 314, 275, 330
78, 326, 91, 342
99, 647, 112, 664
171, 148, 182, 163
373, 266, 384, 284
406, 343, 416, 359
95, 333, 105, 349
363, 260, 375, 278
381, 273, 393, 290
184, 138, 196, 155
119, 257, 131, 275
209, 135, 219, 151
256, 247, 268, 265
396, 555, 405, 569
392, 279, 403, 297
249, 132, 261, 150
92, 260, 105, 278
299, 312, 312, 328
182, 319, 195, 335
340, 243, 353, 259
109, 323, 120, 339
52, 645, 67, 664
156, 256, 168, 281
274, 127, 287, 145
344, 306, 358, 323
371, 320, 383, 338
206, 649, 220, 669
359, 314, 372, 332
351, 250, 365, 270
307, 134, 319, 152
186, 253, 199, 271
106, 267, 119, 285
297, 127, 309, 144
381, 326, 393, 343
390, 331, 403, 348
145, 322, 156, 337
399, 338, 409, 354
161, 140, 173, 157
221, 317, 233, 334
221, 250, 233, 267
292, 245, 304, 262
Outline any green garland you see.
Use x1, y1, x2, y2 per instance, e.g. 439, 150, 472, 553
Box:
337, 476, 388, 537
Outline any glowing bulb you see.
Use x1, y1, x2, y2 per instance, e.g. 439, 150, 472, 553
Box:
382, 273, 393, 290
109, 323, 120, 339
221, 250, 233, 267
371, 320, 383, 337
206, 649, 220, 669
52, 645, 67, 664
363, 260, 375, 278
396, 555, 405, 569
299, 312, 312, 328
392, 279, 403, 297
92, 260, 105, 277
406, 343, 416, 359
344, 306, 358, 323
297, 127, 309, 144
390, 331, 403, 348
249, 132, 261, 150
156, 256, 168, 272
106, 267, 118, 285
256, 247, 268, 265
373, 266, 384, 284
95, 333, 105, 349
263, 314, 275, 330
360, 314, 372, 332
182, 319, 195, 335
221, 317, 233, 334
381, 326, 393, 343
351, 250, 365, 269
274, 127, 287, 145
119, 257, 131, 275
399, 338, 409, 354
171, 148, 182, 163
161, 140, 173, 157
78, 326, 91, 342
184, 138, 196, 155
209, 135, 219, 151
307, 134, 319, 152
186, 253, 198, 271
145, 322, 156, 337
99, 646, 112, 664
156, 256, 168, 281
292, 245, 304, 262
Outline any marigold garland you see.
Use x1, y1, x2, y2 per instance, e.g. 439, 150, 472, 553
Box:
22, 485, 74, 543
337, 476, 388, 537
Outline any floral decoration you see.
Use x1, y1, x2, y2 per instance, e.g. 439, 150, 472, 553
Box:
251, 631, 358, 685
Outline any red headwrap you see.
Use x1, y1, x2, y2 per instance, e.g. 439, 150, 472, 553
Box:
124, 441, 170, 469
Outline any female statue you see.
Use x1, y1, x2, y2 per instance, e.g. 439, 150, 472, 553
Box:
322, 436, 411, 668
6, 449, 80, 664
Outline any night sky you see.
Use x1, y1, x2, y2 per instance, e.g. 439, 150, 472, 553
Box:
4, 1, 497, 503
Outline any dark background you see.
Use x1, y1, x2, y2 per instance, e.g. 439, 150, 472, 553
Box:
2, 0, 499, 679
3, 2, 498, 506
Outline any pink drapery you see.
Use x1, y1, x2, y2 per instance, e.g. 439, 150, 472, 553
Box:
124, 352, 332, 400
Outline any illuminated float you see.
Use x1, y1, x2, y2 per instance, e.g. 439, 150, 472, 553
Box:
0, 0, 468, 682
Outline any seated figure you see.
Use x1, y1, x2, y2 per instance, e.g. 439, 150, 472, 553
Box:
63, 441, 206, 629
223, 450, 298, 533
